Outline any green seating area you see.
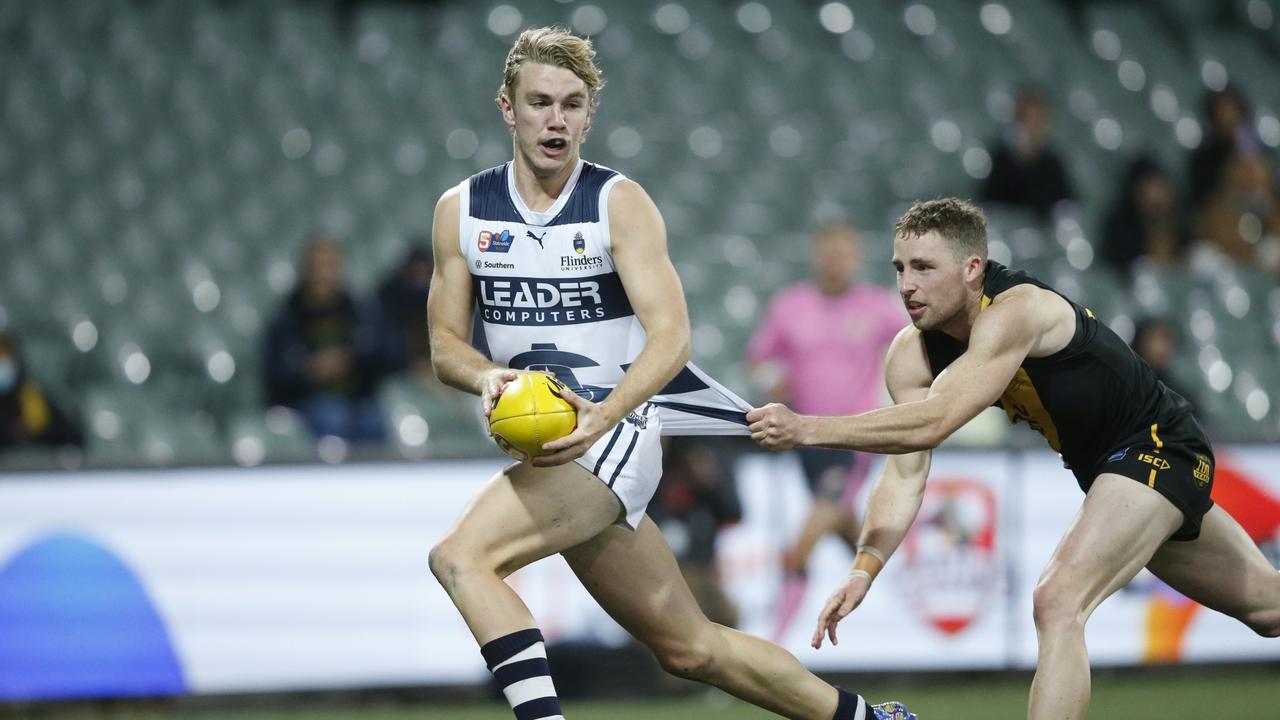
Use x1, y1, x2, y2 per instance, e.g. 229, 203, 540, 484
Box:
2, 0, 1278, 469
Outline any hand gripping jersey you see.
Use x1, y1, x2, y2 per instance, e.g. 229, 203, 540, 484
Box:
460, 160, 751, 436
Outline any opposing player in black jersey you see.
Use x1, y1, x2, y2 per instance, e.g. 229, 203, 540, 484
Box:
748, 198, 1280, 720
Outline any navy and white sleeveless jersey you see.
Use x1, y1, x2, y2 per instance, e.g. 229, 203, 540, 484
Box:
460, 159, 750, 435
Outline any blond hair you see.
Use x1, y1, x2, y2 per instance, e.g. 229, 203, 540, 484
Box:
496, 27, 604, 111
894, 198, 988, 261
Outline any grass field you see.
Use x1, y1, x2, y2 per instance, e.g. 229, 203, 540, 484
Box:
12, 667, 1279, 719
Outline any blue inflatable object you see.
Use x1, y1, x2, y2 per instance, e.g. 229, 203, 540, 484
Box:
0, 532, 187, 700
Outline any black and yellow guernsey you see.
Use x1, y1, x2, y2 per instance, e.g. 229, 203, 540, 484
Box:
921, 261, 1208, 487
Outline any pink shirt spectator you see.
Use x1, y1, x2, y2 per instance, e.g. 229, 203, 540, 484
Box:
748, 282, 905, 417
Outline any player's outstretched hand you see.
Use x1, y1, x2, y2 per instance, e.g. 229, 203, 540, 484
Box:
746, 402, 807, 450
532, 387, 612, 467
479, 368, 521, 429
811, 571, 873, 649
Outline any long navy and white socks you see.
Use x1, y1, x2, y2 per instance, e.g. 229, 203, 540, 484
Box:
480, 629, 565, 720
480, 628, 869, 720
835, 687, 870, 720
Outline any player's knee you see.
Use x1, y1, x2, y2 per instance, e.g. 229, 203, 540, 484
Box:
427, 542, 452, 585
428, 539, 474, 591
430, 534, 526, 587
1031, 575, 1083, 634
1251, 619, 1280, 639
1243, 609, 1280, 638
652, 636, 718, 682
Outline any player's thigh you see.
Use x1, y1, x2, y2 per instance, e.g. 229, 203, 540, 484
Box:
436, 460, 624, 577
1146, 504, 1280, 623
1038, 473, 1183, 618
561, 515, 713, 656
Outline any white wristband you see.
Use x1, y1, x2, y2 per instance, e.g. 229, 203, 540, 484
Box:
848, 569, 873, 582
857, 545, 886, 564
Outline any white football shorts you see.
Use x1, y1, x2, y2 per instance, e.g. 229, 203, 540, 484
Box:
574, 401, 662, 530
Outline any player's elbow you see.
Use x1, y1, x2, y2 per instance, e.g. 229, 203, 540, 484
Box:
427, 328, 461, 382
915, 398, 983, 451
428, 348, 446, 384
429, 362, 447, 387
657, 327, 691, 366
906, 426, 945, 452
906, 402, 951, 451
673, 335, 691, 366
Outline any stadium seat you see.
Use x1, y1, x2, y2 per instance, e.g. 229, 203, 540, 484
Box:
1132, 262, 1198, 319
1086, 2, 1203, 107
378, 375, 491, 459
7, 0, 1279, 469
1051, 262, 1126, 323
137, 409, 226, 466
1157, 0, 1230, 29
228, 406, 316, 465
82, 384, 159, 467
19, 333, 79, 406
1198, 30, 1280, 111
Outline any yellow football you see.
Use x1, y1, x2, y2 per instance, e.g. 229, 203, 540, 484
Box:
489, 372, 578, 461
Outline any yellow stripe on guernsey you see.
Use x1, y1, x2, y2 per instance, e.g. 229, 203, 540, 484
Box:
1149, 423, 1162, 487
981, 295, 1064, 453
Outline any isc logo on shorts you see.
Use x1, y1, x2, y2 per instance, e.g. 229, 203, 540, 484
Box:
1138, 452, 1171, 470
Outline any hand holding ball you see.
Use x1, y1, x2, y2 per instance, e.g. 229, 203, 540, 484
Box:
489, 373, 578, 461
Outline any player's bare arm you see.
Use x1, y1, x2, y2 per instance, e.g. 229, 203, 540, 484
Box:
749, 286, 1063, 453
809, 325, 934, 648
427, 185, 518, 417
535, 179, 690, 465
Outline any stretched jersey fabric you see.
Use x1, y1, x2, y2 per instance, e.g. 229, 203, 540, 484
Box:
921, 261, 1204, 482
460, 160, 751, 436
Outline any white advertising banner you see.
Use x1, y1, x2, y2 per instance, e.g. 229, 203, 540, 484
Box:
721, 451, 1014, 670
0, 447, 1277, 701
0, 462, 506, 699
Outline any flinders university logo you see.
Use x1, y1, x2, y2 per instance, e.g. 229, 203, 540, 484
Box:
561, 231, 604, 271
478, 229, 515, 253
896, 477, 1000, 636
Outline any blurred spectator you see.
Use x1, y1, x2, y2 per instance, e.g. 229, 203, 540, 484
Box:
1101, 155, 1189, 273
746, 223, 905, 641
980, 85, 1076, 220
649, 437, 742, 628
377, 244, 434, 380
1131, 317, 1200, 413
1195, 152, 1280, 272
1188, 86, 1257, 211
0, 331, 82, 451
264, 236, 395, 443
